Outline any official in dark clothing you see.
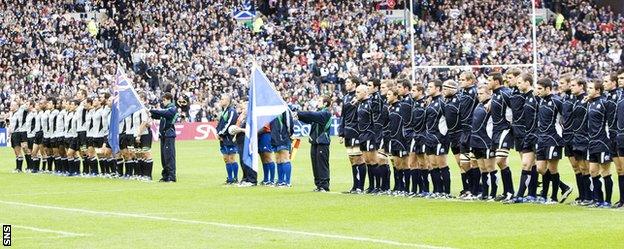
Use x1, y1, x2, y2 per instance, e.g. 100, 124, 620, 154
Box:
149, 93, 178, 182
296, 96, 333, 192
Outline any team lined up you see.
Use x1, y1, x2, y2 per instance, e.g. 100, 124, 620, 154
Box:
7, 90, 155, 181
339, 69, 624, 208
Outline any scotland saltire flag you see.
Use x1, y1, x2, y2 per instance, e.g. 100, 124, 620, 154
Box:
108, 66, 145, 154
243, 66, 289, 171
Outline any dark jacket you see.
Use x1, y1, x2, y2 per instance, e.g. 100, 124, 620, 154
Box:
298, 109, 332, 145
150, 102, 178, 138
216, 105, 238, 146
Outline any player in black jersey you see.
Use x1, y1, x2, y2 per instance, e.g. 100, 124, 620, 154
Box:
504, 68, 526, 155
339, 77, 366, 193
364, 79, 384, 193
443, 80, 461, 197
586, 80, 613, 208
615, 70, 624, 208
558, 75, 580, 203
569, 78, 592, 205
471, 84, 495, 200
487, 72, 515, 201
424, 79, 451, 198
354, 84, 376, 193
458, 72, 480, 199
602, 73, 619, 208
409, 84, 429, 196
385, 85, 410, 194
376, 80, 391, 194
396, 79, 414, 195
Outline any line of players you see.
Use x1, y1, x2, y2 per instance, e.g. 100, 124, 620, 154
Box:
6, 89, 155, 181
339, 69, 624, 208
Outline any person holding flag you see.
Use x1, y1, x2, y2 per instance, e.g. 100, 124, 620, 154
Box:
294, 96, 333, 192
148, 92, 178, 182
270, 108, 294, 187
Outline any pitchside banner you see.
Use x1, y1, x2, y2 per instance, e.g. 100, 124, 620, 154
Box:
149, 118, 342, 141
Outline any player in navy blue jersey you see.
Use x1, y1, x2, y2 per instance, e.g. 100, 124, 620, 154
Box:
534, 78, 572, 204
424, 79, 451, 197
470, 84, 495, 200
443, 80, 460, 197
601, 73, 619, 208
384, 85, 410, 194
504, 73, 539, 204
339, 77, 366, 193
270, 109, 294, 187
504, 68, 526, 155
458, 72, 479, 199
352, 84, 376, 194
569, 78, 592, 205
486, 72, 515, 201
216, 94, 239, 184
376, 80, 391, 194
616, 70, 624, 208
409, 85, 429, 196
557, 76, 580, 201
364, 79, 384, 193
396, 79, 414, 195
586, 80, 613, 208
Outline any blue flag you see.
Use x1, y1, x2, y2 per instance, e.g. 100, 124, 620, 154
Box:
108, 67, 145, 154
243, 66, 289, 171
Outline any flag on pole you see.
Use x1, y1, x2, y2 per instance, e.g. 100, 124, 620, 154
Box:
108, 66, 145, 154
243, 66, 289, 171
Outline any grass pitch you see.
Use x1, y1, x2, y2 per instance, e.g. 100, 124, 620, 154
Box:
1, 140, 623, 248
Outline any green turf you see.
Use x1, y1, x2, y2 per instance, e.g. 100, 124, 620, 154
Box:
1, 140, 623, 249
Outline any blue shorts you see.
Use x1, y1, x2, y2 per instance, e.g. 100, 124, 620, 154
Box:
220, 145, 238, 155
273, 142, 291, 153
258, 133, 274, 153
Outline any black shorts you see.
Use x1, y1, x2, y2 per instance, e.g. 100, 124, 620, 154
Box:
536, 145, 563, 161
387, 139, 408, 157
521, 135, 538, 153
410, 137, 426, 155
35, 131, 43, 144
492, 129, 513, 150
10, 132, 26, 147
119, 134, 134, 150
449, 142, 460, 155
459, 132, 471, 155
67, 137, 79, 151
344, 137, 360, 147
43, 137, 52, 148
425, 143, 449, 156
49, 137, 60, 148
92, 137, 105, 148
472, 148, 495, 159
359, 140, 379, 152
514, 137, 524, 152
588, 151, 612, 164
137, 133, 152, 149
77, 131, 87, 148
564, 144, 574, 157
617, 147, 624, 157
27, 137, 35, 149
573, 149, 588, 161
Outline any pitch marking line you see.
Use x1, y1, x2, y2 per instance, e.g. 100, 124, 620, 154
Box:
0, 200, 455, 249
1, 223, 89, 238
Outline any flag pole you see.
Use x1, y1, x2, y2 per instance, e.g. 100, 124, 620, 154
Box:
409, 0, 416, 84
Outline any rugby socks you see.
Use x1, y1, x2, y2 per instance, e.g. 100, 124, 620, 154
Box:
25, 154, 32, 171
517, 170, 530, 198
276, 162, 284, 183
501, 167, 514, 195
116, 158, 124, 176
381, 165, 390, 191
145, 159, 153, 179
431, 168, 441, 194
226, 162, 234, 182
403, 168, 411, 193
460, 172, 468, 193
481, 171, 489, 199
126, 159, 135, 176
62, 157, 68, 173
489, 170, 498, 198
411, 169, 421, 193
136, 159, 144, 176
541, 170, 551, 199
619, 175, 624, 203
528, 166, 538, 197
90, 157, 99, 174
421, 169, 430, 193
392, 167, 398, 191
582, 173, 592, 201
591, 176, 604, 202
367, 164, 376, 191
374, 165, 383, 190
550, 173, 560, 201
283, 162, 291, 185
603, 175, 613, 204
575, 173, 583, 200
98, 158, 105, 174
32, 156, 40, 172
395, 168, 404, 192
42, 156, 48, 171
350, 165, 358, 190
440, 166, 451, 194
262, 163, 269, 183
267, 162, 275, 183
357, 164, 366, 190
15, 156, 23, 171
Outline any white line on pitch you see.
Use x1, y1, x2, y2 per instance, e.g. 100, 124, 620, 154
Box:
1, 223, 89, 237
0, 200, 455, 249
